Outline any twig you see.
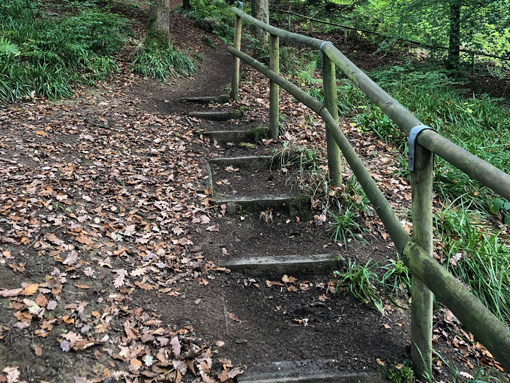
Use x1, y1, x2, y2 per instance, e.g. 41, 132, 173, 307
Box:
185, 117, 195, 128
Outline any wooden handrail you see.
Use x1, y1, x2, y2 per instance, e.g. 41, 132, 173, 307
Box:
231, 6, 510, 201
229, 7, 510, 375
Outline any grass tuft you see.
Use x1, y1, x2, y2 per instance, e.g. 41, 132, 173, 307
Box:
131, 39, 196, 80
334, 259, 384, 313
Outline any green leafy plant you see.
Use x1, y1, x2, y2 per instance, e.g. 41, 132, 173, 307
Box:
420, 349, 507, 383
246, 126, 267, 143
270, 141, 318, 171
435, 201, 510, 323
202, 35, 215, 48
380, 256, 412, 308
386, 362, 414, 383
131, 39, 196, 80
0, 0, 130, 102
328, 205, 366, 247
180, 0, 234, 44
0, 36, 20, 55
489, 198, 510, 225
334, 259, 384, 313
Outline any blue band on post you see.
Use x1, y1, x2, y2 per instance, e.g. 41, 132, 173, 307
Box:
319, 41, 332, 69
408, 125, 433, 172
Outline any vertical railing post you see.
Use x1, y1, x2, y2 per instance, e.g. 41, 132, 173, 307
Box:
269, 33, 280, 138
323, 54, 342, 186
410, 144, 434, 379
231, 14, 242, 100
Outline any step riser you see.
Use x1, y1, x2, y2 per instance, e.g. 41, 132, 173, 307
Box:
181, 95, 229, 104
238, 360, 387, 383
209, 155, 273, 170
200, 130, 250, 144
189, 110, 242, 121
222, 254, 343, 278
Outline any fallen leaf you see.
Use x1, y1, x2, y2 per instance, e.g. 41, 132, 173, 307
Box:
282, 275, 297, 283
228, 313, 242, 323
34, 293, 48, 307
33, 344, 43, 356
0, 288, 23, 298
22, 284, 39, 296
74, 284, 91, 289
170, 336, 181, 356
3, 366, 20, 383
63, 251, 79, 266
206, 224, 219, 232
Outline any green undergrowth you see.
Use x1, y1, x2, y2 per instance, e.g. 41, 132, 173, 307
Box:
286, 46, 510, 325
339, 63, 510, 207
178, 0, 234, 44
435, 201, 510, 323
131, 38, 196, 80
328, 63, 510, 320
0, 0, 130, 102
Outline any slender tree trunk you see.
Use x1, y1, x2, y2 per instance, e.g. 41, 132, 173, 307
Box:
251, 0, 269, 43
182, 0, 191, 11
149, 0, 171, 47
447, 0, 461, 71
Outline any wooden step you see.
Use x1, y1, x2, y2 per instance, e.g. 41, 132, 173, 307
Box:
180, 94, 229, 104
221, 253, 344, 278
199, 130, 250, 144
238, 360, 387, 383
189, 110, 242, 121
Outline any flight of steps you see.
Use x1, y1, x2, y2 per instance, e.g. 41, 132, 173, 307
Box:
183, 96, 390, 383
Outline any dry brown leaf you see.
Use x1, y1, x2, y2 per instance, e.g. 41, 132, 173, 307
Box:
282, 275, 297, 283
0, 288, 23, 298
74, 284, 91, 289
22, 284, 39, 296
34, 293, 48, 307
33, 344, 43, 356
228, 313, 242, 323
170, 336, 181, 355
206, 224, 219, 232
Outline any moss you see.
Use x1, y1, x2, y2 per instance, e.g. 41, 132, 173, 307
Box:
239, 142, 255, 149
290, 194, 312, 221
246, 126, 267, 143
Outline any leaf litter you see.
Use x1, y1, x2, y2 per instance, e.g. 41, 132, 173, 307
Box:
0, 50, 239, 383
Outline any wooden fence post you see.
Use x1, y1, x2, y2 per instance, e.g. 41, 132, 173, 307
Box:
323, 54, 342, 186
231, 15, 242, 100
410, 143, 434, 379
269, 33, 280, 138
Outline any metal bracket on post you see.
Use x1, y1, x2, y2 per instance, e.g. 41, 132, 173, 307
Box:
319, 41, 332, 69
408, 125, 434, 172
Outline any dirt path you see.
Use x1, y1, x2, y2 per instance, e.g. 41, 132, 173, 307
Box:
0, 3, 506, 383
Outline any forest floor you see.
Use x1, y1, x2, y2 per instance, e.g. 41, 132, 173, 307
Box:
0, 2, 508, 383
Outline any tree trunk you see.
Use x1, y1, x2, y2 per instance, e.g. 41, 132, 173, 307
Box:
447, 0, 461, 71
148, 0, 157, 31
150, 0, 171, 47
182, 0, 191, 11
251, 0, 269, 43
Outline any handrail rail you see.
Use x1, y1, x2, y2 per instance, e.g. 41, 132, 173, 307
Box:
231, 6, 510, 201
229, 7, 510, 376
270, 7, 510, 62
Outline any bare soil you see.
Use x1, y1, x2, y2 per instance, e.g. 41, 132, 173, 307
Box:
0, 2, 508, 383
